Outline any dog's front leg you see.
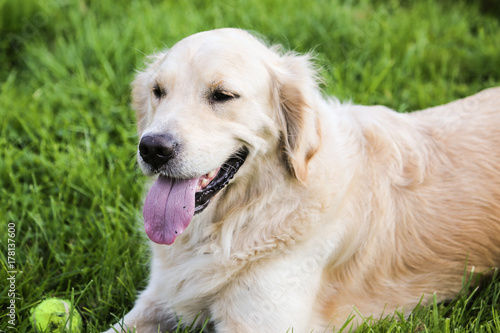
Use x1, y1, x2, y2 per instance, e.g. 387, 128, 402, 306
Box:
210, 257, 324, 333
103, 298, 177, 333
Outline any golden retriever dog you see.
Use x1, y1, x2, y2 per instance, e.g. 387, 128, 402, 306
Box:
106, 28, 500, 332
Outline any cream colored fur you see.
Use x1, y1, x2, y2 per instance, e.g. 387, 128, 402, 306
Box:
105, 28, 500, 333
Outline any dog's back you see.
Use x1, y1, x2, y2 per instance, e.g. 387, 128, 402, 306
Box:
319, 87, 500, 328
407, 86, 500, 280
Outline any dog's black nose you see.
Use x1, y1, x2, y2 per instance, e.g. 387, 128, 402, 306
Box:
139, 134, 178, 170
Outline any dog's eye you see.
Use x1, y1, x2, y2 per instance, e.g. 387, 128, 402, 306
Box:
212, 91, 238, 103
152, 83, 165, 99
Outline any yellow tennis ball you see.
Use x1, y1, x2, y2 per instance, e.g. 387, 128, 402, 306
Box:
31, 298, 82, 332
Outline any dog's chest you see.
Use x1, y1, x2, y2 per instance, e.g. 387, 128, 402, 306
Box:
151, 243, 244, 312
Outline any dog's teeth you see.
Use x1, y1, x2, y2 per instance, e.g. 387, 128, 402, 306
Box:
201, 179, 210, 188
208, 170, 216, 178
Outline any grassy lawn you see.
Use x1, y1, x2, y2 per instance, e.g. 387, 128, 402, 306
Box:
1, 0, 500, 331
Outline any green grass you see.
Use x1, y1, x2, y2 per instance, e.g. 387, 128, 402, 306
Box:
1, 0, 500, 331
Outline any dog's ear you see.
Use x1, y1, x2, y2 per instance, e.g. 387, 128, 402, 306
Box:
270, 51, 321, 184
131, 52, 166, 136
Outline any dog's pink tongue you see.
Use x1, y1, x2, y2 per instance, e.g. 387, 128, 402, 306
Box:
143, 176, 198, 245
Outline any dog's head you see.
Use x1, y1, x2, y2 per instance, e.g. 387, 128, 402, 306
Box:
132, 28, 321, 244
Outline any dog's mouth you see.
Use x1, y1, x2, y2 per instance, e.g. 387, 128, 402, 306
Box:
143, 147, 249, 245
194, 147, 249, 214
